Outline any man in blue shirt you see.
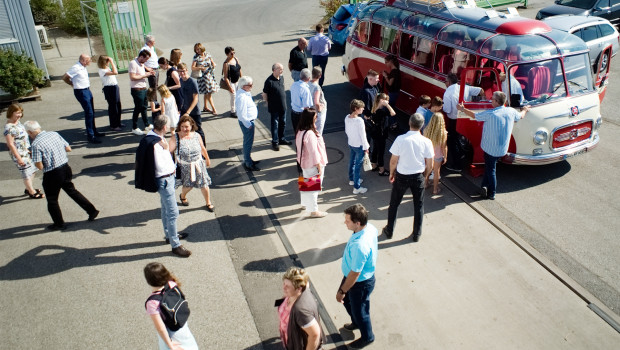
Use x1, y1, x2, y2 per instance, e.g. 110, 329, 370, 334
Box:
336, 204, 378, 349
457, 91, 529, 199
289, 68, 313, 132
307, 24, 332, 87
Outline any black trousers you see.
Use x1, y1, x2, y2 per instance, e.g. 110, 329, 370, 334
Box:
445, 118, 461, 169
291, 111, 302, 133
103, 85, 122, 128
385, 172, 425, 237
42, 164, 97, 226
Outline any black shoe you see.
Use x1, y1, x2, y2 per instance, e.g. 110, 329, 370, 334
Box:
88, 210, 100, 221
171, 245, 192, 257
279, 139, 292, 146
88, 138, 102, 144
480, 186, 488, 199
348, 338, 374, 349
272, 143, 280, 151
343, 323, 359, 331
94, 132, 106, 137
382, 226, 393, 239
412, 233, 421, 242
230, 112, 237, 118
253, 160, 261, 165
47, 223, 67, 231
165, 232, 189, 244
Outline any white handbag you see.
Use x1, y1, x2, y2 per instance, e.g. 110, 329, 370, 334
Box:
362, 153, 372, 172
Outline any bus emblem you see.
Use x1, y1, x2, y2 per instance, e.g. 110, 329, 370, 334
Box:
570, 106, 579, 117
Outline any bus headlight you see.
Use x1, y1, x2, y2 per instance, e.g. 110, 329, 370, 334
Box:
533, 129, 548, 145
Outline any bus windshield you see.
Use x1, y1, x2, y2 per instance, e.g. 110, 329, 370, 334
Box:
556, 0, 597, 9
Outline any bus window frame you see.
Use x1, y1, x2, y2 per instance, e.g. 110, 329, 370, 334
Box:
458, 67, 502, 109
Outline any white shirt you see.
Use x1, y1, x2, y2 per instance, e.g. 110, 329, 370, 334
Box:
98, 68, 118, 86
141, 44, 158, 69
389, 130, 434, 175
502, 75, 525, 104
443, 83, 482, 119
344, 115, 370, 150
66, 62, 90, 89
147, 130, 176, 177
129, 59, 147, 89
235, 89, 258, 128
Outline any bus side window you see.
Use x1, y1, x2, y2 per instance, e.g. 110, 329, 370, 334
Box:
379, 27, 399, 54
434, 44, 454, 74
415, 37, 433, 68
368, 23, 383, 49
353, 21, 370, 44
399, 33, 416, 61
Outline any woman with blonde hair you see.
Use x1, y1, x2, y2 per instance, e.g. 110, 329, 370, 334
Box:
97, 55, 122, 130
276, 266, 324, 350
423, 112, 448, 194
157, 85, 180, 135
4, 104, 43, 198
192, 43, 219, 115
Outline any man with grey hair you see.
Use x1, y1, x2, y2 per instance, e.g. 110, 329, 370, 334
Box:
289, 38, 308, 82
236, 76, 261, 171
25, 121, 99, 231
382, 113, 434, 242
262, 63, 290, 151
289, 68, 313, 132
135, 114, 191, 257
457, 91, 529, 200
62, 53, 103, 144
141, 34, 159, 88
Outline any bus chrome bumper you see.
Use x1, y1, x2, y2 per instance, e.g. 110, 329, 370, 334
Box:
503, 134, 599, 165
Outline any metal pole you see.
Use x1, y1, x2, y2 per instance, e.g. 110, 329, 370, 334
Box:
80, 0, 93, 56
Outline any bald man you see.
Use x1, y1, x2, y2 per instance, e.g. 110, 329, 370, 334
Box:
63, 54, 103, 144
289, 38, 308, 82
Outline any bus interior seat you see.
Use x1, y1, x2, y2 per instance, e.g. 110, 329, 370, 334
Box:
438, 54, 454, 74
526, 66, 551, 99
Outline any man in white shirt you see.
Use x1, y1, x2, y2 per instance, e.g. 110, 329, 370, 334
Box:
500, 72, 525, 106
236, 76, 260, 171
442, 73, 483, 171
290, 68, 314, 132
383, 113, 434, 242
63, 54, 103, 144
141, 35, 159, 89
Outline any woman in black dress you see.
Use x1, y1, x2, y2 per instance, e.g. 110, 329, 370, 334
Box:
222, 46, 242, 118
158, 57, 183, 112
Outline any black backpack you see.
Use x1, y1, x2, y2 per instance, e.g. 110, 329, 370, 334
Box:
145, 283, 190, 331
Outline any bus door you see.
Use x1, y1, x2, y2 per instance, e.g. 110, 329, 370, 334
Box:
594, 44, 613, 101
457, 67, 502, 164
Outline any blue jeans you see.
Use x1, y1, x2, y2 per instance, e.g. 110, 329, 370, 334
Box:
386, 172, 425, 237
312, 55, 328, 86
348, 146, 365, 189
156, 174, 181, 248
291, 70, 301, 82
239, 121, 255, 167
482, 152, 500, 198
73, 88, 96, 139
343, 275, 375, 342
270, 111, 287, 144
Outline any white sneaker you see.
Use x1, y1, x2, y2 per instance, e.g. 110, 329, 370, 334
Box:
353, 187, 368, 194
132, 128, 144, 136
145, 124, 154, 130
349, 179, 363, 186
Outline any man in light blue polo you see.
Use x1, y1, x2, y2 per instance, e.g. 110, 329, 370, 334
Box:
457, 91, 529, 199
307, 24, 332, 87
336, 204, 378, 349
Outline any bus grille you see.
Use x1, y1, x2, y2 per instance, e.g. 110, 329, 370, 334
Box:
552, 121, 592, 149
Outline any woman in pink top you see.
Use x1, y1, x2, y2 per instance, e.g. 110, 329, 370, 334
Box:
144, 262, 198, 350
295, 108, 328, 218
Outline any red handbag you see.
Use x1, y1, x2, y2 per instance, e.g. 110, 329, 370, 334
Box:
298, 174, 321, 192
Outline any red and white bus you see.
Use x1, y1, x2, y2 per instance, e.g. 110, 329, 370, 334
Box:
342, 0, 607, 165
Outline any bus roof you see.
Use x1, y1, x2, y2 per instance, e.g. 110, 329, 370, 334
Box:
385, 0, 552, 35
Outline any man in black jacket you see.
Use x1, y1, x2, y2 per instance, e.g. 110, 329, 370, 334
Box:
135, 115, 191, 257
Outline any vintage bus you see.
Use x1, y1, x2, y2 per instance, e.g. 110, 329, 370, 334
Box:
342, 0, 607, 165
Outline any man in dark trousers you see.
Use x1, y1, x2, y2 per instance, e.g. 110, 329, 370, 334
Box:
382, 113, 434, 242
135, 114, 191, 257
262, 62, 291, 151
336, 204, 378, 349
25, 121, 99, 231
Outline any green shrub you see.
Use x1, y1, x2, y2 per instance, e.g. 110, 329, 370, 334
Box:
0, 50, 45, 97
59, 0, 101, 36
319, 0, 349, 19
112, 32, 143, 62
30, 0, 61, 24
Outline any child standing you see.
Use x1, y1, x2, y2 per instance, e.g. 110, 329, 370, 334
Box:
423, 112, 448, 195
144, 262, 198, 350
416, 95, 433, 132
345, 99, 370, 194
148, 88, 161, 130
430, 96, 443, 114
158, 84, 180, 135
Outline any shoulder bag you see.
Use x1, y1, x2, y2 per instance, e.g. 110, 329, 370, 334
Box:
297, 130, 322, 192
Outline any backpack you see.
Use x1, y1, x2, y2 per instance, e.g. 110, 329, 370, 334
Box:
145, 283, 190, 331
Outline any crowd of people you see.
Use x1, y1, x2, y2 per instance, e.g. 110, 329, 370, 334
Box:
3, 23, 529, 349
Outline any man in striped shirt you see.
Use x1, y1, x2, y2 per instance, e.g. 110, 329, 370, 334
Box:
457, 91, 529, 200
